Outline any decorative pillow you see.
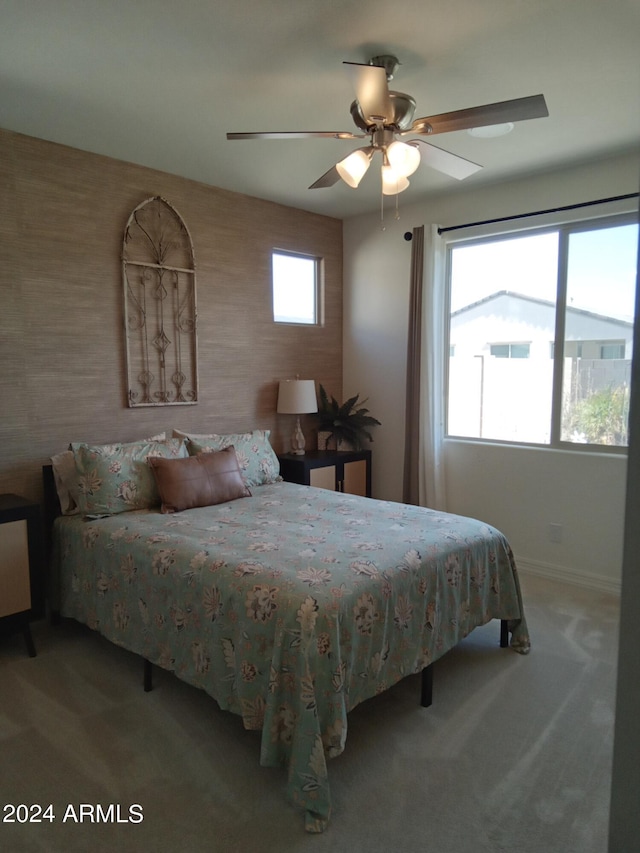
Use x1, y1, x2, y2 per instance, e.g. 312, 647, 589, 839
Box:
51, 433, 166, 516
71, 436, 186, 517
181, 430, 281, 487
173, 429, 217, 441
149, 448, 251, 513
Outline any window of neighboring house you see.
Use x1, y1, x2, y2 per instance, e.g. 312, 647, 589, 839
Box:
490, 343, 530, 358
600, 342, 625, 359
272, 250, 320, 324
446, 214, 638, 450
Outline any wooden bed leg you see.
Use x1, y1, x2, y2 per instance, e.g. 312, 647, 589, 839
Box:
500, 619, 509, 648
420, 663, 433, 708
23, 624, 37, 658
143, 659, 153, 692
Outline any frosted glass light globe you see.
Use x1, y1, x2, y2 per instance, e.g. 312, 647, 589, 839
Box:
387, 140, 421, 178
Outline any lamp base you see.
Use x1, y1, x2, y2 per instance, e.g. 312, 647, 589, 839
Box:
290, 417, 306, 456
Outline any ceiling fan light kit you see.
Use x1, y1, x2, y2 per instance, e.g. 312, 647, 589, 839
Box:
381, 163, 410, 195
387, 140, 421, 178
336, 148, 373, 188
227, 53, 548, 205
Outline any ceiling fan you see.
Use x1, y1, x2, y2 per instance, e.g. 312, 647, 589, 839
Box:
227, 55, 548, 196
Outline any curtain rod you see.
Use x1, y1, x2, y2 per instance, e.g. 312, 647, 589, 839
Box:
437, 192, 639, 235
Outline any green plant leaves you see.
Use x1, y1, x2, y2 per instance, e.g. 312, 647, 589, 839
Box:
315, 385, 381, 449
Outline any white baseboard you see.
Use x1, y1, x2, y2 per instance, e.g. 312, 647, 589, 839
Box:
515, 556, 621, 596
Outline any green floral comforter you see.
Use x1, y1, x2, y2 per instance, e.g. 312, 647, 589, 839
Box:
54, 482, 529, 832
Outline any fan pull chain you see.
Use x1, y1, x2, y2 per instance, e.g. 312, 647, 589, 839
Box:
380, 187, 402, 230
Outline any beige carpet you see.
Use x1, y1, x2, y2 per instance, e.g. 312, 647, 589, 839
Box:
0, 574, 618, 853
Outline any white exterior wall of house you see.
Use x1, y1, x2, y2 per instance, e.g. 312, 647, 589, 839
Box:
448, 293, 634, 442
450, 292, 634, 359
452, 296, 555, 359
343, 150, 638, 592
450, 297, 556, 441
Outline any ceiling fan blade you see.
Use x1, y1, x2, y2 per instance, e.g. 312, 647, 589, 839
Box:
412, 140, 482, 180
226, 130, 363, 140
309, 165, 341, 189
408, 94, 548, 136
343, 61, 392, 125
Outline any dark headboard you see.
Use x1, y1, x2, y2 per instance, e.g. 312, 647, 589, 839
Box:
42, 464, 61, 519
42, 464, 61, 558
42, 464, 63, 620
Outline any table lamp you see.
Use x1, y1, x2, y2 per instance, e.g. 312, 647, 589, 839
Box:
277, 378, 318, 455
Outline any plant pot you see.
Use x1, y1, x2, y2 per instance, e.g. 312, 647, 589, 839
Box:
317, 431, 354, 451
317, 430, 336, 450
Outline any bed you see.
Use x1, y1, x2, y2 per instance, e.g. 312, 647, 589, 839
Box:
44, 432, 529, 832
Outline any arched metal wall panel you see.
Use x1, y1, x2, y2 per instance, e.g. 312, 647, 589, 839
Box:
123, 196, 198, 406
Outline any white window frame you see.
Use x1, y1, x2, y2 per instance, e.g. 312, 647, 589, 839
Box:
444, 210, 638, 454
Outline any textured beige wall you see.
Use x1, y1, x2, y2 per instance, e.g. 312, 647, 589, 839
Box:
0, 128, 342, 503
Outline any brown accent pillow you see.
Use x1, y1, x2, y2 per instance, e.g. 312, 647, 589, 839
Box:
148, 447, 251, 513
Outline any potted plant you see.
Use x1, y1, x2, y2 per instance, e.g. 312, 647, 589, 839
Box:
315, 384, 381, 451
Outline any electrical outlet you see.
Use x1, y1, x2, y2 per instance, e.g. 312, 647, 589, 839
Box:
548, 523, 563, 543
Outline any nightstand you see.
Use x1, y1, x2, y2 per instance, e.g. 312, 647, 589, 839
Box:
0, 494, 44, 657
278, 449, 372, 497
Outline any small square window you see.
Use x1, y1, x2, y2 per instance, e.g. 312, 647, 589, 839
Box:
272, 251, 319, 324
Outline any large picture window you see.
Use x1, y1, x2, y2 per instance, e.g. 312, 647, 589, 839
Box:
446, 214, 638, 449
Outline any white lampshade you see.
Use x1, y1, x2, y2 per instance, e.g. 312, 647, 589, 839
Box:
381, 164, 410, 195
387, 140, 421, 177
277, 379, 318, 414
336, 149, 372, 188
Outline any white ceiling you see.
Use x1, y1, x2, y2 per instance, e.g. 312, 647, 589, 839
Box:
1, 0, 639, 220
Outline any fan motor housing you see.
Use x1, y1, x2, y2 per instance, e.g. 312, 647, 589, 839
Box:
350, 91, 417, 132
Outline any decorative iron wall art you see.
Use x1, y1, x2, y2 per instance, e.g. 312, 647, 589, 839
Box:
123, 196, 198, 406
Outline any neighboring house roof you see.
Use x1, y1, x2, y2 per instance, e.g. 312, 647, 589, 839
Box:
451, 290, 634, 328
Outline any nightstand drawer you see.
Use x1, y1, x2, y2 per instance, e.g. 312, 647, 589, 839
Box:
0, 519, 31, 618
343, 458, 368, 497
0, 494, 43, 657
309, 466, 337, 491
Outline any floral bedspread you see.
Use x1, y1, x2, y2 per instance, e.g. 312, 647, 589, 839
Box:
54, 482, 529, 832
